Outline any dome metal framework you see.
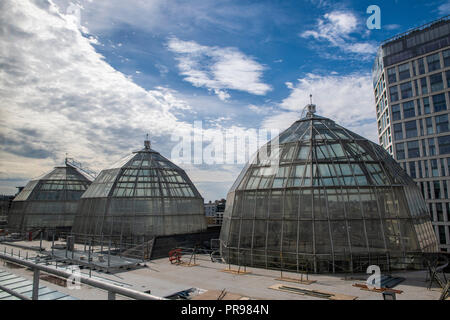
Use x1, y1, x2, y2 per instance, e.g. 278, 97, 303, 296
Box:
219, 110, 438, 273
8, 163, 92, 231
72, 140, 206, 243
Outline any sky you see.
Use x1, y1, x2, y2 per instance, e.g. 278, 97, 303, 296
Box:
0, 0, 448, 201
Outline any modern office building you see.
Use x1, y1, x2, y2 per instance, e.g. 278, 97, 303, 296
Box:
372, 16, 450, 252
220, 105, 437, 273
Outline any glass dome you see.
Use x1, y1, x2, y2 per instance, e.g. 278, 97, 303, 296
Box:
72, 140, 206, 241
8, 164, 92, 231
219, 111, 438, 273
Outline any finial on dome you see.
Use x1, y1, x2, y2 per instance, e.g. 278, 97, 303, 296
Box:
144, 134, 151, 150
306, 94, 316, 117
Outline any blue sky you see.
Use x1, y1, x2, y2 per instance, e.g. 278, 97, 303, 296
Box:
0, 0, 449, 201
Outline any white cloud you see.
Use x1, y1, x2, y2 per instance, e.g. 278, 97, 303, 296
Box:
166, 37, 271, 100
262, 73, 378, 142
0, 0, 275, 200
0, 0, 227, 195
53, 0, 277, 41
438, 1, 450, 15
301, 11, 377, 56
384, 24, 401, 31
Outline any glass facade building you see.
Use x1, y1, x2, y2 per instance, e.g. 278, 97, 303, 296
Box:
220, 111, 438, 273
72, 140, 206, 242
8, 164, 92, 231
373, 17, 450, 252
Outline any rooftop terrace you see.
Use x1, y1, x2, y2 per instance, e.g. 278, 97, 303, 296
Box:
0, 240, 447, 300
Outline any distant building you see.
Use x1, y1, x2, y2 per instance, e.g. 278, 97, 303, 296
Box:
204, 199, 225, 226
205, 201, 217, 217
372, 16, 450, 252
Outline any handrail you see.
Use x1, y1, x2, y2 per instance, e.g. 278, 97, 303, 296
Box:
0, 252, 167, 300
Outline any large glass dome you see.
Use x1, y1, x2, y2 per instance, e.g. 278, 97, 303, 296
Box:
220, 110, 438, 273
8, 164, 92, 231
72, 140, 206, 241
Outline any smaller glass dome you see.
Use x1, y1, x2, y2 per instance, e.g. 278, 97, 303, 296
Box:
72, 139, 206, 240
8, 163, 92, 231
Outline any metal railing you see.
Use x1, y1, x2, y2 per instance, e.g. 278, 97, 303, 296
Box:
0, 252, 167, 300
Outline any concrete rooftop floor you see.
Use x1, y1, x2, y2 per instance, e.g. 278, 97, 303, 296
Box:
0, 240, 447, 300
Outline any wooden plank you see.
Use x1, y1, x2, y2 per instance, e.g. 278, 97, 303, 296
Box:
275, 277, 316, 285
352, 283, 403, 294
269, 284, 358, 300
191, 290, 249, 300
177, 262, 199, 267
221, 268, 251, 275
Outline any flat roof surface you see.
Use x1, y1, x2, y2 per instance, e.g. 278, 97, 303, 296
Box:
0, 241, 447, 300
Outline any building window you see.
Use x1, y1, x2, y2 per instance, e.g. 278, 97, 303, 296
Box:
438, 226, 446, 245
394, 123, 403, 140
430, 73, 444, 92
425, 161, 429, 178
408, 161, 416, 178
429, 138, 436, 156
389, 86, 399, 102
418, 161, 423, 178
398, 63, 410, 80
422, 139, 427, 157
403, 100, 415, 118
418, 58, 426, 74
446, 70, 450, 88
420, 77, 428, 95
436, 114, 449, 134
396, 142, 405, 160
425, 117, 434, 135
392, 104, 401, 121
438, 135, 450, 155
444, 179, 449, 198
437, 203, 444, 220
400, 82, 413, 99
407, 140, 420, 158
427, 53, 441, 72
405, 120, 417, 138
423, 97, 430, 114
431, 159, 439, 177
432, 93, 447, 112
443, 49, 450, 67
387, 67, 397, 83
